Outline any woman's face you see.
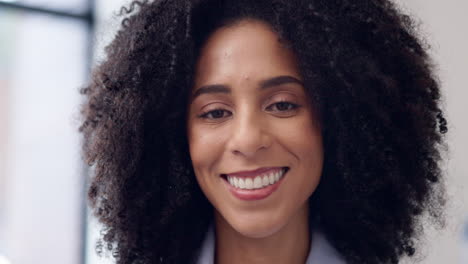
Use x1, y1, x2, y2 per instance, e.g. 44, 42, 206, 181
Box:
187, 19, 323, 238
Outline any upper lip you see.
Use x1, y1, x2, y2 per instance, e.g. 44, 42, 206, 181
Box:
223, 167, 287, 178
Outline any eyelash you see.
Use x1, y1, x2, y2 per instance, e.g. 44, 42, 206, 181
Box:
197, 101, 300, 120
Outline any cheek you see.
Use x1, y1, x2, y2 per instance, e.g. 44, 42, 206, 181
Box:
277, 115, 323, 185
278, 115, 322, 157
187, 124, 224, 176
298, 126, 323, 164
297, 122, 323, 193
297, 120, 323, 169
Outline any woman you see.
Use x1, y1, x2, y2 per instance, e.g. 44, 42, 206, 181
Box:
79, 0, 448, 263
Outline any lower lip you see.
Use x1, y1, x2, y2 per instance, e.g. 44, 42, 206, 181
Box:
222, 170, 287, 201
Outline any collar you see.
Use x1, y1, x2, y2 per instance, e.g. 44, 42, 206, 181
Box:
196, 223, 346, 264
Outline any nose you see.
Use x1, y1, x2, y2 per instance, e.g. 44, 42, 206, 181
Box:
226, 110, 272, 158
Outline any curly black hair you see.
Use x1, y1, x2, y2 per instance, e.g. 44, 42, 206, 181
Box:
79, 0, 448, 263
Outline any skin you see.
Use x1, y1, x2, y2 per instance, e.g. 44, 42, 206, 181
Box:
187, 19, 324, 264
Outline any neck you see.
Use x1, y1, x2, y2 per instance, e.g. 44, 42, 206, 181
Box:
214, 204, 311, 264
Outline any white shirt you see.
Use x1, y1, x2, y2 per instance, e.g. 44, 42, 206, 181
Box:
196, 223, 346, 264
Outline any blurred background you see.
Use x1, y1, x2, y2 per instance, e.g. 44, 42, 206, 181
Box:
0, 0, 466, 263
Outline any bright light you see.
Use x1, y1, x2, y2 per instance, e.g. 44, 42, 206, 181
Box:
0, 255, 11, 264
0, 0, 17, 3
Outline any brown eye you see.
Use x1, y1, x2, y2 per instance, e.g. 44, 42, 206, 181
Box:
266, 101, 299, 113
198, 109, 232, 120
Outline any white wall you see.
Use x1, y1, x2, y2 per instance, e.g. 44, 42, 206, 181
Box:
0, 11, 87, 264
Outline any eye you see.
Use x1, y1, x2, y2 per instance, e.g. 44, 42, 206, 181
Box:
197, 101, 300, 120
198, 109, 232, 120
266, 101, 300, 113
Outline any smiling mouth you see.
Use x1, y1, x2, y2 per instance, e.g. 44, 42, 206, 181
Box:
221, 167, 289, 190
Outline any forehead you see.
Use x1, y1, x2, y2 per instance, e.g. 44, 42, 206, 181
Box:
193, 19, 301, 88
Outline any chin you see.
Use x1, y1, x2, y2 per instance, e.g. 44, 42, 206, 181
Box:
228, 213, 286, 239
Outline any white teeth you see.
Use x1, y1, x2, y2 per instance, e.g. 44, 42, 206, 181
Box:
238, 178, 245, 188
253, 176, 262, 188
262, 175, 269, 187
227, 168, 287, 190
268, 173, 275, 184
245, 178, 253, 189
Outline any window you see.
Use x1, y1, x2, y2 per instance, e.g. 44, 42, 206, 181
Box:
0, 1, 93, 264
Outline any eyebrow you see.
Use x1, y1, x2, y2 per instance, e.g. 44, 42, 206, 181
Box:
191, 75, 303, 101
